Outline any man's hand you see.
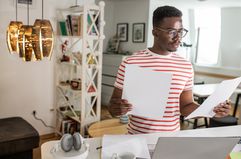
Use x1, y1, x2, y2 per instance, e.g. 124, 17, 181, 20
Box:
108, 98, 133, 117
213, 100, 231, 118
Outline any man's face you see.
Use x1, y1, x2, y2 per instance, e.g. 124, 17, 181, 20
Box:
153, 17, 184, 52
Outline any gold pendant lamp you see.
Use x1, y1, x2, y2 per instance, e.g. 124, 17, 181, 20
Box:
6, 0, 22, 54
18, 0, 35, 61
32, 0, 54, 61
6, 0, 54, 62
18, 25, 35, 61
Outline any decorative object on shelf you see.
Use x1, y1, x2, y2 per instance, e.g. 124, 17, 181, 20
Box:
116, 23, 128, 42
106, 35, 120, 53
71, 79, 81, 90
87, 85, 96, 93
132, 23, 145, 43
60, 40, 71, 62
6, 0, 54, 62
87, 53, 96, 64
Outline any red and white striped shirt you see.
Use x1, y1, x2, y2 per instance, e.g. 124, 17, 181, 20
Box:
114, 49, 194, 134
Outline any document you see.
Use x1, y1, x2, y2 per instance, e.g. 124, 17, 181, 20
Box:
122, 64, 172, 119
101, 135, 151, 159
186, 77, 241, 119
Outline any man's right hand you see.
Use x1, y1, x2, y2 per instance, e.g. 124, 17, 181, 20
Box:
108, 98, 133, 117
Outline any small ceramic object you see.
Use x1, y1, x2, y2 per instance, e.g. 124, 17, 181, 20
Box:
120, 115, 129, 124
111, 152, 136, 159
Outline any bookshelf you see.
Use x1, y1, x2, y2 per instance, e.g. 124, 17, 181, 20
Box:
55, 1, 105, 136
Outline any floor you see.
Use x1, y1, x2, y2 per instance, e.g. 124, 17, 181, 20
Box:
34, 104, 240, 159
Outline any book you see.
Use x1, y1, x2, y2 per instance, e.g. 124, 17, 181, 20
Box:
67, 15, 73, 35
58, 21, 68, 36
71, 15, 80, 36
78, 15, 83, 36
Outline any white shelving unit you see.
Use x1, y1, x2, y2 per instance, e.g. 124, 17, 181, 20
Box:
55, 1, 105, 135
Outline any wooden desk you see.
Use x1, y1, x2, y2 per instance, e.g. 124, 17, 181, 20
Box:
88, 118, 128, 137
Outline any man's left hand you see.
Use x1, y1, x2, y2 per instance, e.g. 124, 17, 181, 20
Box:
213, 100, 231, 118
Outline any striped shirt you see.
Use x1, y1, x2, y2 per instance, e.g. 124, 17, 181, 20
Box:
114, 49, 194, 134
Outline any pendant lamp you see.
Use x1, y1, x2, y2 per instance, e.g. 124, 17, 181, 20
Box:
18, 0, 35, 61
6, 0, 54, 62
32, 0, 54, 61
6, 0, 22, 54
18, 25, 35, 61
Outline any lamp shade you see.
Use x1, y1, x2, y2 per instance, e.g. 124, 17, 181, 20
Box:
18, 25, 35, 62
32, 19, 54, 60
6, 21, 23, 54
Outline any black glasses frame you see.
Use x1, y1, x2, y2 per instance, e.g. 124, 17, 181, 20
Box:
155, 27, 188, 38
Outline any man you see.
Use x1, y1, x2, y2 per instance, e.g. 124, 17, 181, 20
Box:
108, 6, 231, 134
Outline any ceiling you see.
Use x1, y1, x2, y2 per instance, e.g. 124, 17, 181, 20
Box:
156, 0, 241, 8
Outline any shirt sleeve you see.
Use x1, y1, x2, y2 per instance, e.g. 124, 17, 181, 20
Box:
113, 58, 128, 90
183, 65, 194, 91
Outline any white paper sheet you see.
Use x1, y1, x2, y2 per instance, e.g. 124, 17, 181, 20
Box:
122, 64, 172, 119
101, 135, 151, 159
186, 77, 241, 119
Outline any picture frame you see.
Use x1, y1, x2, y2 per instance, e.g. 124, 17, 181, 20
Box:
116, 23, 128, 42
132, 23, 145, 43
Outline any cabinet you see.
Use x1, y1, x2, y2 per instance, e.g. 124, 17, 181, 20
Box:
55, 1, 105, 135
101, 54, 127, 105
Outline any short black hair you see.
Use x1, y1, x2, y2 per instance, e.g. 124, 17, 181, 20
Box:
153, 6, 182, 27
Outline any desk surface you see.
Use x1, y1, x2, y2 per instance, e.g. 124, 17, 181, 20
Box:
193, 83, 241, 98
42, 125, 241, 159
193, 84, 217, 98
88, 118, 127, 137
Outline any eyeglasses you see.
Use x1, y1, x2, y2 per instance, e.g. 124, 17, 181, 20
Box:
155, 27, 188, 38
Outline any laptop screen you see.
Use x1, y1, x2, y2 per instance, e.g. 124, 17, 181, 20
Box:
151, 137, 240, 159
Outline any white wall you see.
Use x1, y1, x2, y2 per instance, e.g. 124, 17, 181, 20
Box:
0, 0, 94, 135
221, 7, 241, 68
97, 0, 149, 53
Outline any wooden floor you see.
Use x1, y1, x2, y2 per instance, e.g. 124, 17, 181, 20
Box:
34, 105, 240, 159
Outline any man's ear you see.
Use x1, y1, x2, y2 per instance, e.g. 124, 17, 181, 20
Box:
152, 29, 158, 38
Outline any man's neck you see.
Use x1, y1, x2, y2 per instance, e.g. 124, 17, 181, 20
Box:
149, 47, 171, 56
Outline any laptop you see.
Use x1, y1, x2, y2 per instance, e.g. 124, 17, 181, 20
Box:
151, 137, 240, 159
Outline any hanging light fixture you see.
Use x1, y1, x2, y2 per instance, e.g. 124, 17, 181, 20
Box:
7, 0, 54, 62
6, 0, 23, 54
18, 0, 35, 61
18, 25, 34, 61
32, 0, 54, 61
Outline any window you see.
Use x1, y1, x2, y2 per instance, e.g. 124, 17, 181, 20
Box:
194, 8, 221, 65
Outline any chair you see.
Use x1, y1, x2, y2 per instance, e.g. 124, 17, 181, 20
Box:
193, 81, 209, 129
0, 117, 39, 159
180, 81, 209, 129
193, 95, 209, 129
209, 93, 240, 127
